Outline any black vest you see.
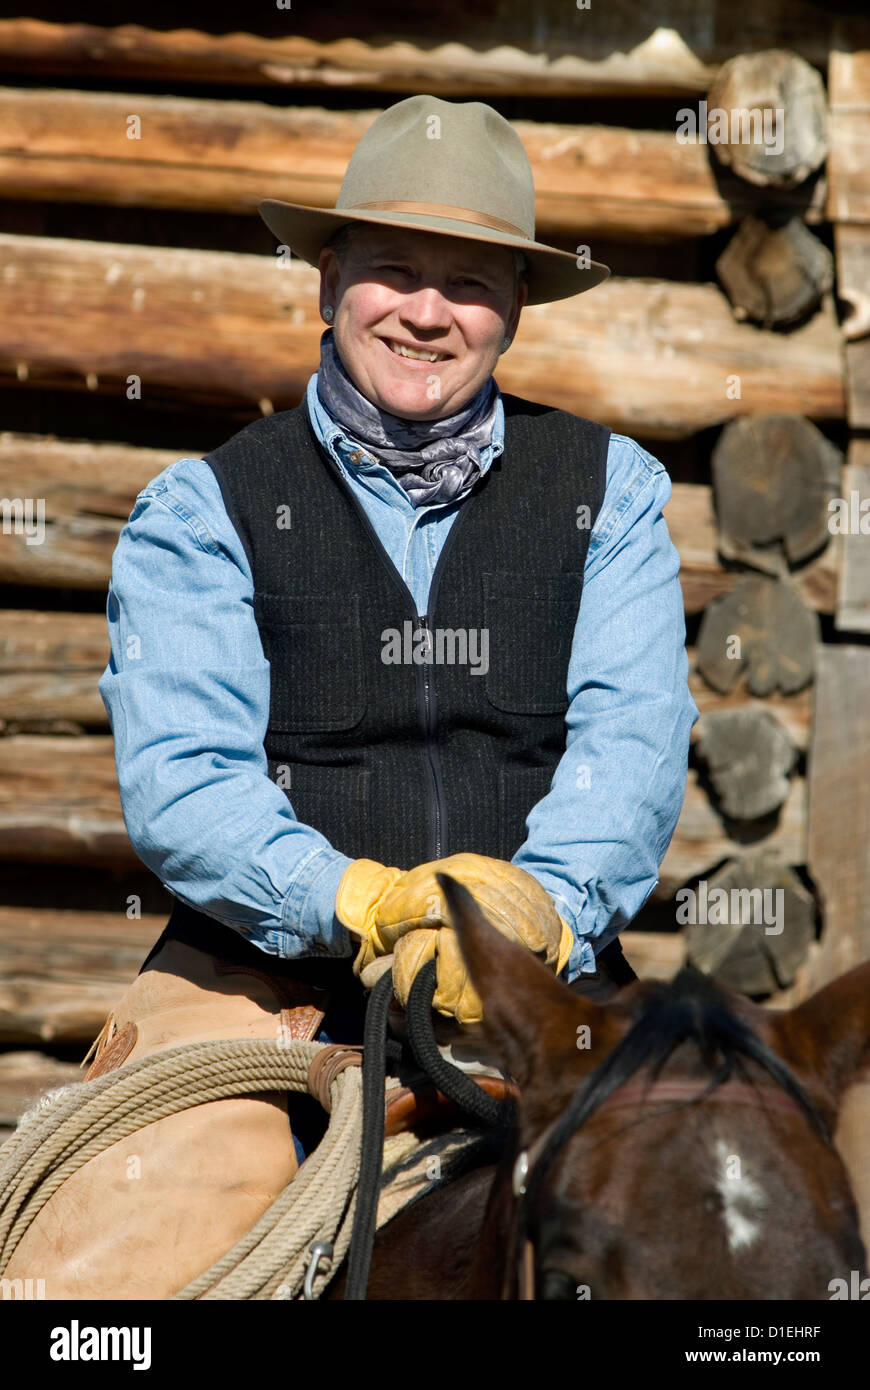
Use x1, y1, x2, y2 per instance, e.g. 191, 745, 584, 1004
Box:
201, 392, 609, 871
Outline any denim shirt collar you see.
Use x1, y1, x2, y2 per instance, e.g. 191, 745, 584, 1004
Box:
305, 371, 505, 513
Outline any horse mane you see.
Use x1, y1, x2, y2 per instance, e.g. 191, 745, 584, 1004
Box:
524, 965, 828, 1217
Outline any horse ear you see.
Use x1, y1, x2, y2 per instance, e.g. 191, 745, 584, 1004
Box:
767, 960, 870, 1103
435, 871, 608, 1090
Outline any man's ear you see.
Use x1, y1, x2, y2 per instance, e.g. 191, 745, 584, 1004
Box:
766, 960, 870, 1107
318, 245, 341, 306
435, 872, 622, 1091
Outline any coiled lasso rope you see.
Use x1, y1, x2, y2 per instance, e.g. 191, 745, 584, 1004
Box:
0, 1036, 364, 1301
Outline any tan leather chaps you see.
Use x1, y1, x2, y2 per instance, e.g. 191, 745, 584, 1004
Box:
4, 933, 334, 1300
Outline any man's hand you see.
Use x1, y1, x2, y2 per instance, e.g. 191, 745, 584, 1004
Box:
337, 853, 573, 1023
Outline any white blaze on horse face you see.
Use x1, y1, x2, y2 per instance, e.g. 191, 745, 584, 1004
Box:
713, 1139, 767, 1252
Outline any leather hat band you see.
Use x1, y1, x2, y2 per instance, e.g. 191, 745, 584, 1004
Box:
350, 199, 529, 241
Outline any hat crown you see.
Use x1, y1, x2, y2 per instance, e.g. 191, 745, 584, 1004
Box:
337, 95, 536, 241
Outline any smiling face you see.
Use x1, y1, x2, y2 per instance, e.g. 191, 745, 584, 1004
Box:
317, 223, 528, 420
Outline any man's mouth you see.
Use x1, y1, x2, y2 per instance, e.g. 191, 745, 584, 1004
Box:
380, 338, 452, 363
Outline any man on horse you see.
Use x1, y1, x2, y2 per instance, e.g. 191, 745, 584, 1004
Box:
42, 96, 699, 1295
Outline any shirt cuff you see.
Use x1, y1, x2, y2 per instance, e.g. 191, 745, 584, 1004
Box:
276, 847, 355, 960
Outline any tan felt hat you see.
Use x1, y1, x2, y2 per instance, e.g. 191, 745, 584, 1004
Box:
259, 95, 610, 306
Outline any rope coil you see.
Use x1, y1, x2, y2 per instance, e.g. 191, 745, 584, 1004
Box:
0, 1036, 363, 1301
0, 965, 510, 1300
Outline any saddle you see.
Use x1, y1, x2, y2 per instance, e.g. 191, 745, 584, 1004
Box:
4, 936, 512, 1300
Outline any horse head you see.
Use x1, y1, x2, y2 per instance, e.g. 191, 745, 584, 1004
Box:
437, 872, 870, 1300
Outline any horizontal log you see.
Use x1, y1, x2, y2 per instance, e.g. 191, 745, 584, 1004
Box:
0, 735, 806, 898
0, 430, 840, 612
0, 603, 814, 753
0, 18, 718, 98
827, 51, 870, 225
2, 14, 869, 97
0, 87, 827, 241
0, 235, 846, 441
0, 906, 685, 1051
0, 1049, 82, 1122
0, 906, 162, 1044
619, 930, 686, 981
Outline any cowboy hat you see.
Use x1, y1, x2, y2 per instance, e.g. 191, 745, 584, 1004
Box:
259, 95, 610, 306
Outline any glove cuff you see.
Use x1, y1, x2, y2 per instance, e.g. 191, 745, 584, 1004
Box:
334, 859, 403, 948
556, 915, 575, 975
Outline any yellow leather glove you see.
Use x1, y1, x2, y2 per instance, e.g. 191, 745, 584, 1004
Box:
334, 858, 406, 970
380, 853, 574, 1024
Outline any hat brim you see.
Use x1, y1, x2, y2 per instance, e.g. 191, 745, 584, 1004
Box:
259, 199, 609, 306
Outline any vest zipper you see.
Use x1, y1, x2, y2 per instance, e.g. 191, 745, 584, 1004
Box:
306, 418, 481, 862
417, 499, 477, 861
417, 613, 444, 860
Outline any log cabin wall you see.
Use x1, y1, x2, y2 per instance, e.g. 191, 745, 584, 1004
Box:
0, 1, 868, 1137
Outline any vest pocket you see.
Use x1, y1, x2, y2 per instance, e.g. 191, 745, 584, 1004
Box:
271, 761, 371, 860
499, 763, 555, 857
254, 591, 366, 732
482, 572, 582, 715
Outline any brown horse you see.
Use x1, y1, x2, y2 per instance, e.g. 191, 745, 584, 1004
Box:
331, 873, 870, 1299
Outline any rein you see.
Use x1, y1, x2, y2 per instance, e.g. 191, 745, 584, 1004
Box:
342, 958, 508, 1300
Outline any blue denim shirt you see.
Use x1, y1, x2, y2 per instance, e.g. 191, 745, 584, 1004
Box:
99, 372, 699, 980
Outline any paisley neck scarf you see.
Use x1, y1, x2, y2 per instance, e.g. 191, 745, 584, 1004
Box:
315, 329, 497, 507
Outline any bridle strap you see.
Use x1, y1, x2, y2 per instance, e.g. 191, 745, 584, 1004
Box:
593, 1078, 809, 1120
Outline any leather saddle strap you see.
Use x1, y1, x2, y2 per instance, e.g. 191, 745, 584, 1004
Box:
214, 960, 329, 1043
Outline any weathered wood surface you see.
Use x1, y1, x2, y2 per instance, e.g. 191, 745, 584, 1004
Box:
684, 853, 815, 994
836, 225, 870, 429
0, 907, 159, 1044
835, 439, 870, 635
0, 609, 113, 728
0, 734, 806, 893
619, 930, 687, 981
0, 236, 846, 439
0, 432, 840, 612
827, 50, 870, 225
710, 414, 842, 574
0, 906, 681, 1052
0, 87, 827, 241
0, 18, 720, 98
2, 13, 869, 96
688, 656, 812, 752
695, 576, 820, 695
715, 217, 834, 327
706, 51, 828, 187
803, 646, 870, 992
694, 708, 797, 820
0, 736, 133, 868
658, 768, 806, 899
0, 607, 813, 751
0, 1050, 83, 1125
